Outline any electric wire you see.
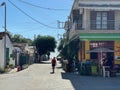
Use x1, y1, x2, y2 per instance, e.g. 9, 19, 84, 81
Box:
8, 0, 58, 29
18, 0, 69, 11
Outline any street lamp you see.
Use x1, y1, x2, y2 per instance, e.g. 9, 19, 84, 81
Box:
0, 2, 6, 68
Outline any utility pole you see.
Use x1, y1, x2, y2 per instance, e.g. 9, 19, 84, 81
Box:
1, 2, 6, 69
57, 20, 65, 29
57, 20, 65, 41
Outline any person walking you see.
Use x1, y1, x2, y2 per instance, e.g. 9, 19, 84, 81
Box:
51, 57, 57, 73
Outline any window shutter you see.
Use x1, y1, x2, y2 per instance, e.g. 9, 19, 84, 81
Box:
107, 11, 115, 30
90, 11, 96, 29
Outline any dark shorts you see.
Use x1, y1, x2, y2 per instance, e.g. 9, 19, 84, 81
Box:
52, 64, 55, 68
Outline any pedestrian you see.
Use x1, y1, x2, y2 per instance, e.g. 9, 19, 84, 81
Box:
51, 57, 57, 73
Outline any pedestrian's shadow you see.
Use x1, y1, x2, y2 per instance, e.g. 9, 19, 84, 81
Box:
50, 72, 54, 74
56, 66, 62, 69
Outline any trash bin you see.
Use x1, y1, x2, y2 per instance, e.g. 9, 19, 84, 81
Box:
91, 63, 98, 75
80, 61, 91, 75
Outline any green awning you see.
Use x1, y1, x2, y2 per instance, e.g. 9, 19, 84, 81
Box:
79, 33, 120, 41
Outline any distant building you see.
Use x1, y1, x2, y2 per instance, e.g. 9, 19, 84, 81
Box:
13, 43, 35, 65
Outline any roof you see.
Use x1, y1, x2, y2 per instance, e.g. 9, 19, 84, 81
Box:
0, 32, 12, 41
78, 1, 120, 10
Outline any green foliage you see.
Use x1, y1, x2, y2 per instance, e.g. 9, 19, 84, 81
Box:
12, 34, 27, 43
57, 39, 64, 51
47, 51, 50, 59
0, 68, 5, 73
33, 35, 56, 56
11, 34, 33, 45
7, 31, 33, 45
7, 31, 13, 38
59, 39, 79, 60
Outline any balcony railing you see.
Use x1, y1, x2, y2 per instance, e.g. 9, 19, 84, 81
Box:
71, 20, 120, 31
90, 20, 115, 30
72, 22, 84, 30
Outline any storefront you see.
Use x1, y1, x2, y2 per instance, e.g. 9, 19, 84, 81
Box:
78, 33, 120, 65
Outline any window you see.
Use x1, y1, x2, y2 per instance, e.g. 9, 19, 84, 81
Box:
102, 12, 107, 29
96, 12, 107, 30
90, 11, 115, 30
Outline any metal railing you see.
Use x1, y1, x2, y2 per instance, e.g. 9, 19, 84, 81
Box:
71, 20, 120, 31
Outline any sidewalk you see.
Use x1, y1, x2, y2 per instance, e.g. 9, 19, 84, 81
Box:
8, 68, 17, 74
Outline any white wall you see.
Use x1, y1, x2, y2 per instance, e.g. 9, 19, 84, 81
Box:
6, 35, 15, 66
0, 35, 15, 69
0, 38, 5, 69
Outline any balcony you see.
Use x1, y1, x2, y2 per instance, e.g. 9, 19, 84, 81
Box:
72, 22, 84, 30
71, 20, 120, 31
68, 20, 120, 40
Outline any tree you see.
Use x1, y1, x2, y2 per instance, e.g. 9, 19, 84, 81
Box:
58, 38, 64, 52
33, 35, 56, 62
12, 34, 27, 43
11, 34, 33, 45
46, 51, 50, 60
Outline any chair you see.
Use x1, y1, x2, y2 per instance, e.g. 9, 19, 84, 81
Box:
102, 66, 110, 77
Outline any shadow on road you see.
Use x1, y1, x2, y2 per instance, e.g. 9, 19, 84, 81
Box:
35, 61, 51, 64
56, 66, 62, 69
61, 72, 120, 90
61, 72, 81, 90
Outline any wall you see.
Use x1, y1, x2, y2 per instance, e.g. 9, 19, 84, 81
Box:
115, 11, 120, 30
6, 35, 15, 66
114, 41, 120, 64
0, 38, 5, 69
85, 41, 90, 60
83, 9, 90, 30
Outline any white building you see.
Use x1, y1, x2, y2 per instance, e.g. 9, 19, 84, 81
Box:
0, 32, 15, 69
13, 47, 21, 66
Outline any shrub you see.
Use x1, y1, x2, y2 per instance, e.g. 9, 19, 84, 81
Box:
0, 68, 5, 73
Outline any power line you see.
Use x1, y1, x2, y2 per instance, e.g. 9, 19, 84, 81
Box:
8, 0, 58, 29
18, 0, 69, 11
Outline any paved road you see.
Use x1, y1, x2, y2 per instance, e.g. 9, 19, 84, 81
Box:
0, 61, 120, 90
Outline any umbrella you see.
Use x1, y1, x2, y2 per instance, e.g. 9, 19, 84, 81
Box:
87, 47, 115, 53
86, 47, 116, 75
87, 47, 116, 63
86, 47, 116, 68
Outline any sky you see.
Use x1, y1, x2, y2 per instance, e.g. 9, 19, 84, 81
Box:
0, 0, 74, 57
0, 0, 73, 40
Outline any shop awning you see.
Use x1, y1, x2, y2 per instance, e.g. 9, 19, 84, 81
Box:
79, 33, 120, 41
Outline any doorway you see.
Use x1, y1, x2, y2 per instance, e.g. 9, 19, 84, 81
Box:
107, 52, 114, 68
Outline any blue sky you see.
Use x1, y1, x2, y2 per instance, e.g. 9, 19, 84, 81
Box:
0, 0, 73, 41
0, 0, 74, 57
